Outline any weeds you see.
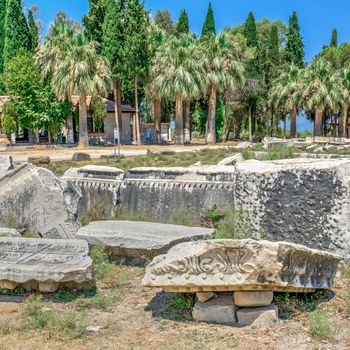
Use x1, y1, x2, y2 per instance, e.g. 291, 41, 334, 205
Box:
90, 245, 115, 280
0, 213, 17, 229
259, 145, 297, 161
241, 148, 255, 160
161, 294, 196, 321
80, 195, 110, 226
308, 309, 335, 340
344, 291, 350, 317
74, 291, 117, 311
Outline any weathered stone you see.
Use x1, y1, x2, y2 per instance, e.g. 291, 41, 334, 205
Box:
192, 294, 238, 325
76, 220, 215, 262
237, 304, 278, 326
217, 154, 244, 166
262, 137, 293, 150
313, 146, 325, 154
0, 237, 94, 291
28, 156, 51, 165
0, 228, 21, 237
234, 141, 251, 149
0, 280, 18, 290
197, 292, 217, 304
72, 152, 91, 161
0, 155, 13, 175
0, 164, 81, 238
142, 239, 340, 293
234, 291, 273, 307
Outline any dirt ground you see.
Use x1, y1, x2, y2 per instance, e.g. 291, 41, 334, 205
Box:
0, 264, 349, 350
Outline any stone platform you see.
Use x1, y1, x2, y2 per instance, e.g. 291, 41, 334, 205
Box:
142, 239, 340, 293
76, 220, 215, 263
0, 237, 94, 292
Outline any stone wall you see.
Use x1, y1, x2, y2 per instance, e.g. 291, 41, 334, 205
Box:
63, 159, 350, 258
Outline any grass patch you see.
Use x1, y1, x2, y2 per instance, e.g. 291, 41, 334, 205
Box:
259, 145, 297, 161
74, 291, 117, 311
308, 309, 335, 340
161, 294, 196, 321
90, 245, 115, 280
344, 291, 350, 317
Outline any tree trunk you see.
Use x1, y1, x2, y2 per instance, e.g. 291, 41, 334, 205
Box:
175, 94, 184, 145
66, 115, 74, 144
206, 84, 217, 144
248, 106, 252, 143
35, 129, 40, 145
183, 100, 191, 144
134, 77, 141, 145
153, 98, 161, 143
340, 105, 348, 138
283, 115, 287, 138
290, 106, 297, 138
314, 108, 324, 137
222, 91, 229, 143
270, 113, 274, 137
78, 93, 89, 146
114, 78, 123, 143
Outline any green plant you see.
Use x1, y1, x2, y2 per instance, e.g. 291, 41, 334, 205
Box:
80, 195, 110, 226
260, 145, 297, 161
0, 213, 17, 228
308, 309, 335, 340
0, 287, 24, 296
344, 291, 350, 317
74, 291, 118, 311
241, 148, 255, 160
55, 290, 78, 302
90, 245, 114, 280
161, 293, 196, 321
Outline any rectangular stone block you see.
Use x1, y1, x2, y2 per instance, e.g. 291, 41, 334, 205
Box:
237, 304, 278, 326
234, 291, 273, 307
0, 237, 94, 292
192, 294, 238, 325
197, 292, 216, 304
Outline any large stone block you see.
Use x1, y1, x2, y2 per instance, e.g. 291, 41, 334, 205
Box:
192, 294, 238, 325
76, 220, 215, 262
142, 239, 340, 293
234, 291, 273, 307
0, 237, 94, 291
0, 164, 81, 238
0, 155, 13, 175
237, 304, 278, 326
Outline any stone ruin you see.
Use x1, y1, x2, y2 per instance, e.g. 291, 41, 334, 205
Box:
143, 239, 340, 326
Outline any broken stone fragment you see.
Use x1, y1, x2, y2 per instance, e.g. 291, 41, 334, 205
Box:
236, 304, 278, 326
192, 294, 238, 325
234, 291, 273, 307
197, 292, 217, 304
143, 239, 340, 293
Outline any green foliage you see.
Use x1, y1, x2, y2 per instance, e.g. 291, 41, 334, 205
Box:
89, 96, 107, 130
244, 12, 261, 78
330, 28, 338, 48
175, 9, 189, 35
265, 25, 280, 85
90, 245, 114, 280
3, 0, 30, 67
154, 10, 174, 33
344, 291, 350, 317
0, 0, 6, 74
74, 291, 118, 311
308, 309, 335, 340
201, 2, 216, 38
55, 290, 77, 302
161, 293, 196, 320
241, 148, 255, 160
28, 8, 39, 52
260, 145, 296, 160
285, 11, 304, 68
0, 287, 24, 296
2, 100, 17, 136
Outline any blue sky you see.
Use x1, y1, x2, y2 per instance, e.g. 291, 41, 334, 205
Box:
25, 0, 350, 62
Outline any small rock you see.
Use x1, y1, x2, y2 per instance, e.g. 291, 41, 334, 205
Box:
235, 141, 251, 149
237, 304, 278, 326
0, 228, 21, 238
217, 154, 244, 166
193, 161, 202, 166
86, 326, 101, 333
234, 291, 273, 307
28, 156, 51, 165
197, 292, 217, 304
72, 152, 91, 161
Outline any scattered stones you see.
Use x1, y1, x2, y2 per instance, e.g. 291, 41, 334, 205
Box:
0, 228, 21, 237
76, 220, 215, 263
237, 304, 278, 326
0, 237, 94, 292
72, 152, 91, 161
217, 153, 244, 166
0, 164, 81, 238
234, 291, 273, 307
143, 239, 340, 292
27, 156, 51, 165
197, 292, 217, 304
192, 294, 238, 325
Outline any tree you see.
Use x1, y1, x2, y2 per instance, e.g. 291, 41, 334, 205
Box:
83, 0, 107, 49
2, 100, 17, 143
0, 0, 6, 74
151, 34, 205, 145
175, 9, 189, 36
285, 11, 304, 68
244, 12, 260, 78
89, 96, 107, 131
338, 68, 350, 137
269, 63, 304, 138
154, 10, 173, 33
330, 28, 338, 48
3, 0, 30, 66
266, 25, 280, 85
201, 2, 216, 38
123, 0, 150, 144
202, 32, 245, 144
102, 0, 126, 143
28, 7, 39, 52
302, 59, 343, 136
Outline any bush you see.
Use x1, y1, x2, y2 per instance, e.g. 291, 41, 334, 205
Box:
161, 293, 196, 321
90, 245, 114, 280
308, 309, 335, 340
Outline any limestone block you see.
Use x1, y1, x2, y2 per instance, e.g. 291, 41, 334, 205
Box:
0, 155, 13, 175
234, 291, 273, 307
143, 239, 340, 293
0, 228, 21, 237
217, 154, 244, 166
0, 164, 81, 238
28, 156, 51, 165
76, 220, 215, 262
192, 294, 238, 325
72, 152, 91, 161
197, 292, 217, 304
237, 304, 278, 326
0, 238, 94, 291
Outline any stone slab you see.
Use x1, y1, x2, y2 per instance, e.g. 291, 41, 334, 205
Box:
192, 294, 238, 325
0, 237, 94, 292
0, 155, 13, 175
234, 291, 273, 307
217, 154, 244, 166
142, 239, 340, 293
237, 304, 278, 326
0, 228, 21, 238
76, 220, 215, 262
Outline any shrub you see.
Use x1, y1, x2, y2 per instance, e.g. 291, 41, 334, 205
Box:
90, 245, 114, 280
308, 309, 335, 340
161, 293, 196, 321
241, 148, 255, 160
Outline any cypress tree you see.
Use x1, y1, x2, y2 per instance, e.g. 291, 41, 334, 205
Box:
3, 0, 30, 67
201, 2, 216, 37
0, 0, 6, 74
154, 10, 173, 33
330, 28, 338, 48
285, 11, 304, 68
244, 12, 260, 78
28, 8, 39, 52
175, 9, 189, 35
83, 0, 107, 49
266, 24, 280, 85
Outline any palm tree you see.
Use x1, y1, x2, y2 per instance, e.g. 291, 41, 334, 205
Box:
338, 68, 350, 137
201, 32, 245, 144
37, 25, 112, 146
269, 63, 304, 139
302, 59, 343, 137
150, 34, 205, 145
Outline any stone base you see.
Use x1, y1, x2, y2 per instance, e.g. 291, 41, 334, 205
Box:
192, 294, 238, 325
234, 291, 273, 307
237, 304, 278, 326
